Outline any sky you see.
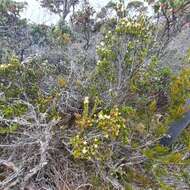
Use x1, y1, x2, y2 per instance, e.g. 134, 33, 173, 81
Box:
16, 0, 112, 25
16, 0, 150, 25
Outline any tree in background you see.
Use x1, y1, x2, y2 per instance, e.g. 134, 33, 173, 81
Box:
147, 0, 190, 38
0, 0, 54, 62
0, 0, 27, 62
38, 0, 80, 20
71, 1, 95, 49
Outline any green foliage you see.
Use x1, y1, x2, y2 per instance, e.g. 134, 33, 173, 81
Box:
0, 0, 33, 62
0, 56, 20, 75
90, 15, 156, 105
168, 68, 190, 120
147, 0, 187, 12
69, 14, 190, 189
31, 24, 50, 46
0, 123, 19, 134
0, 102, 28, 118
70, 98, 128, 160
70, 135, 101, 160
0, 56, 59, 134
0, 0, 26, 20
50, 22, 72, 46
1, 1, 190, 189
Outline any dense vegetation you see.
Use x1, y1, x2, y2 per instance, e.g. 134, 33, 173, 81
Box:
0, 0, 190, 189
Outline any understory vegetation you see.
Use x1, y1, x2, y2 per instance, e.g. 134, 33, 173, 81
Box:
0, 0, 190, 189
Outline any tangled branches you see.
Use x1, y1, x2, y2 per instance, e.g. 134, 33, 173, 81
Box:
1, 1, 190, 189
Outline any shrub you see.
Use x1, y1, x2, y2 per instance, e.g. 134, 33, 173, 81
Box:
68, 15, 190, 189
